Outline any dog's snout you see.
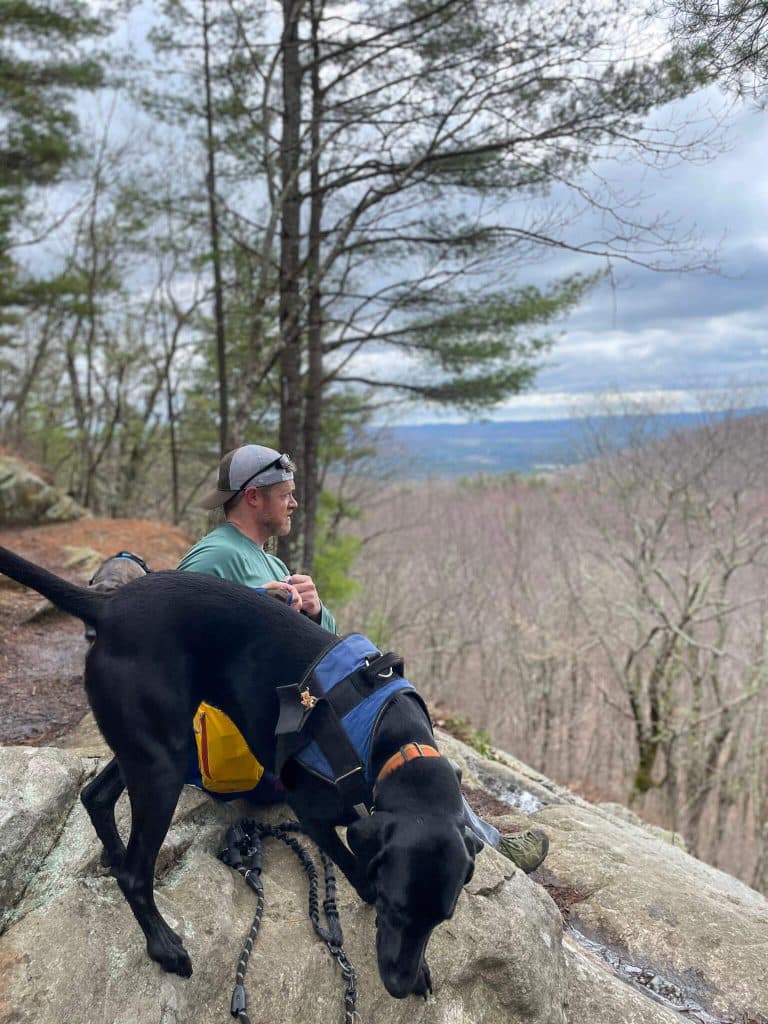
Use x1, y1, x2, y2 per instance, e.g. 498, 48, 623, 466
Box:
376, 917, 430, 999
382, 970, 416, 999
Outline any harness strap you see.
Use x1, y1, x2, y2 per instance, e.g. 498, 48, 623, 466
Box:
309, 651, 405, 720
310, 701, 371, 811
275, 648, 406, 774
374, 743, 442, 795
274, 638, 415, 816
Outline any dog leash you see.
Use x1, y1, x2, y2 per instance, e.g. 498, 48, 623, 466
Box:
220, 820, 358, 1024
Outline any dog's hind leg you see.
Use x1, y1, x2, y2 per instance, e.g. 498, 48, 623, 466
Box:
80, 757, 127, 870
114, 752, 192, 977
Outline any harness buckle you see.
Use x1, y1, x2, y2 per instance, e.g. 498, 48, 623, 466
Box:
364, 657, 394, 679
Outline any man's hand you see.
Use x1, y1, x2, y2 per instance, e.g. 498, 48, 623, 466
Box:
262, 580, 302, 612
285, 573, 322, 621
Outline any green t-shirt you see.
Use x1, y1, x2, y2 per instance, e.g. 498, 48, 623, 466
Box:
177, 522, 336, 634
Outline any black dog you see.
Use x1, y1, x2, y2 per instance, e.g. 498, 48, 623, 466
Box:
0, 546, 481, 998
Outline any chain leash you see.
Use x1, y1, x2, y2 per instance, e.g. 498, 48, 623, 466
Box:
220, 819, 359, 1024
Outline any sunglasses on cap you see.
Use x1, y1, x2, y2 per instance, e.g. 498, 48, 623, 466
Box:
237, 452, 294, 492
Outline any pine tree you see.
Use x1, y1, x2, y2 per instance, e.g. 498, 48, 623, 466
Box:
0, 0, 105, 327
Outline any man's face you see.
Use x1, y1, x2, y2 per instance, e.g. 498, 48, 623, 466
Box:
257, 481, 297, 537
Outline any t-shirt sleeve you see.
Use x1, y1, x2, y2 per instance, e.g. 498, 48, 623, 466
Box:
317, 604, 337, 634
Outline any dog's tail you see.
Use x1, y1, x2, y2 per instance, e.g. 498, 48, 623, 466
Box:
0, 545, 106, 628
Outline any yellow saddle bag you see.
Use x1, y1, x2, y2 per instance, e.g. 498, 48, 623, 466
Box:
193, 702, 265, 794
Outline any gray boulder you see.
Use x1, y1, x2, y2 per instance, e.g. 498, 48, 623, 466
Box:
0, 454, 89, 526
1, 736, 767, 1024
0, 745, 567, 1024
442, 736, 768, 1024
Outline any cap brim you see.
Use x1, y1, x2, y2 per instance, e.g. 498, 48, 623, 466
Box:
199, 488, 238, 510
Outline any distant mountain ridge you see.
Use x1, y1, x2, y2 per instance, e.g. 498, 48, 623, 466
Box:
374, 408, 768, 478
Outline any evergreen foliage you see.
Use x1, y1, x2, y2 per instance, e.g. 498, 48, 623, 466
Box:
662, 0, 768, 101
0, 0, 105, 328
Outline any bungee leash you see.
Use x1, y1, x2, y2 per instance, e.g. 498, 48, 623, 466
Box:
220, 819, 358, 1024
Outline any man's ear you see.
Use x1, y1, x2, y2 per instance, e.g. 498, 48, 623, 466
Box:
243, 485, 265, 510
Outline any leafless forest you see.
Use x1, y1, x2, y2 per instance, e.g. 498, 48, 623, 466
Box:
343, 411, 768, 893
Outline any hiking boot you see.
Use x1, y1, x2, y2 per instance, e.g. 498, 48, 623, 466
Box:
498, 828, 549, 873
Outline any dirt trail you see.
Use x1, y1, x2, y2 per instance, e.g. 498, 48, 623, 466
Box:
0, 518, 193, 745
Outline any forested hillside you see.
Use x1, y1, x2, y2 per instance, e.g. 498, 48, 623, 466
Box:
344, 411, 768, 893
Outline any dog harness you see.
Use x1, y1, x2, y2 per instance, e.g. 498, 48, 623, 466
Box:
275, 633, 429, 815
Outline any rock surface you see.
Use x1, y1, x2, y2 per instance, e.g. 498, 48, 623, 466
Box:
1, 734, 767, 1024
0, 455, 89, 526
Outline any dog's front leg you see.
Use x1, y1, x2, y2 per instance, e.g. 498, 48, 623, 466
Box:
302, 821, 376, 906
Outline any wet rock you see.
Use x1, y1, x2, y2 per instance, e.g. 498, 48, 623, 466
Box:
532, 801, 768, 1020
563, 935, 682, 1024
469, 743, 768, 1024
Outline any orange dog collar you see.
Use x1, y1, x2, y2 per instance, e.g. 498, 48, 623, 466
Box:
375, 742, 442, 790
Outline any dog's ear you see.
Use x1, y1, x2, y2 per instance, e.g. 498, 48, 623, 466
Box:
346, 814, 385, 865
347, 813, 398, 881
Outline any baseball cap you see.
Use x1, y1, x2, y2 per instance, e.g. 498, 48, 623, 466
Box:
199, 445, 295, 509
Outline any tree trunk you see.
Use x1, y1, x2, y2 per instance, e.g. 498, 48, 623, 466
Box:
202, 0, 230, 455
301, 0, 324, 573
277, 0, 304, 567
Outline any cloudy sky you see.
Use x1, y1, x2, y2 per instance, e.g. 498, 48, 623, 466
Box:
74, 9, 768, 426
355, 87, 768, 426
481, 95, 768, 422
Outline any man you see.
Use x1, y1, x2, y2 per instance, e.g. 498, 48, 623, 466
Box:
179, 443, 548, 873
178, 446, 334, 631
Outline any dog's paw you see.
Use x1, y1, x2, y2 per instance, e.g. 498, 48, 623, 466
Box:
148, 927, 193, 977
413, 960, 433, 1000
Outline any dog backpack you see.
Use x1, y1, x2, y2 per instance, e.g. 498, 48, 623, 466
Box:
193, 702, 265, 794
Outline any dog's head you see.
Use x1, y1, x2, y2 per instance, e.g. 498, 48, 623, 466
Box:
347, 811, 483, 998
85, 552, 151, 640
88, 552, 150, 594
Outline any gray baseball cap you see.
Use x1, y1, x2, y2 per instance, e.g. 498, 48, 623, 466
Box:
200, 445, 295, 509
